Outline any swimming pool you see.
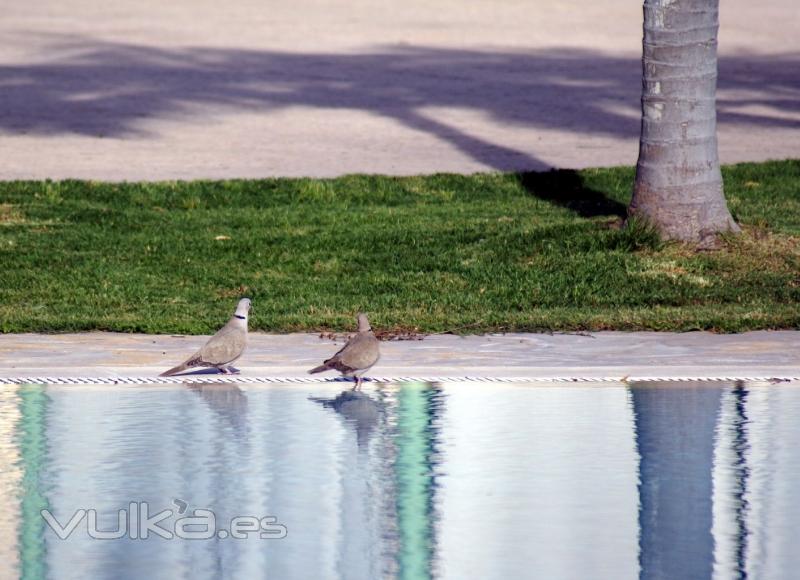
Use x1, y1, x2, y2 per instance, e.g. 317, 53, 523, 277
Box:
1, 380, 798, 579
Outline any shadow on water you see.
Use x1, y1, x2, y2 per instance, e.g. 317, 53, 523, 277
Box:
1, 35, 797, 171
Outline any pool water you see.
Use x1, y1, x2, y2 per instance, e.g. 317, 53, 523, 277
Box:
1, 381, 799, 579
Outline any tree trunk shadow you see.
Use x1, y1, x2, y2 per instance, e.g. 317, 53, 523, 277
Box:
518, 169, 628, 219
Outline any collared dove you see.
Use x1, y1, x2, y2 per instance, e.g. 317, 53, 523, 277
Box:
309, 313, 380, 390
160, 298, 251, 376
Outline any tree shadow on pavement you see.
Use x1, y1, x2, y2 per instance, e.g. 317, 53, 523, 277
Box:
0, 36, 797, 172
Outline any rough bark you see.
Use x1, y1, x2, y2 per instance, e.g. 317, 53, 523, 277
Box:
629, 0, 740, 244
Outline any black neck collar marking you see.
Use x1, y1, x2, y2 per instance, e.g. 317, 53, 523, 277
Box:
235, 314, 247, 320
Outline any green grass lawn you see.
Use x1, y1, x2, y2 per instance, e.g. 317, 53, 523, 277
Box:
0, 160, 798, 334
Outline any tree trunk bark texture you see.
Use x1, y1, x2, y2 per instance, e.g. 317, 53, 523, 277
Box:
630, 0, 740, 244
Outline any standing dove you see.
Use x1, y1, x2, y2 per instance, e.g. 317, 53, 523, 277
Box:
309, 313, 380, 389
160, 298, 251, 376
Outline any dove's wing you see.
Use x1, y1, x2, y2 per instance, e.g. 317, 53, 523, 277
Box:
198, 320, 247, 366
336, 333, 380, 372
310, 331, 380, 375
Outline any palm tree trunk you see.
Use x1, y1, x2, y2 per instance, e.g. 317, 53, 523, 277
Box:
629, 0, 740, 245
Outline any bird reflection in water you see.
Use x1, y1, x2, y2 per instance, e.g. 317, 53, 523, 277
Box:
186, 382, 249, 441
309, 388, 383, 449
310, 382, 444, 579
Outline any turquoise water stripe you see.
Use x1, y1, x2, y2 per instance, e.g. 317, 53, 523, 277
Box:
17, 384, 50, 580
395, 381, 436, 580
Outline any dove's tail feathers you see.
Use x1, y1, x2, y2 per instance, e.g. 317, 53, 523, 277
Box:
160, 362, 192, 377
160, 355, 204, 377
308, 364, 330, 375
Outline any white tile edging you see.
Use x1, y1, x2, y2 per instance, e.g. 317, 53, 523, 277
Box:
1, 375, 798, 386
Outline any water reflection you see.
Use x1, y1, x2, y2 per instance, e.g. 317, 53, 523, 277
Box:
310, 382, 444, 579
311, 386, 391, 578
1, 380, 800, 579
0, 385, 23, 576
392, 382, 443, 580
187, 382, 249, 441
310, 389, 383, 449
729, 382, 751, 579
16, 385, 50, 580
436, 383, 639, 578
712, 381, 800, 578
631, 382, 722, 580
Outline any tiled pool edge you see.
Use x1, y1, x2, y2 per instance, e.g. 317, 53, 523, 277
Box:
1, 375, 798, 386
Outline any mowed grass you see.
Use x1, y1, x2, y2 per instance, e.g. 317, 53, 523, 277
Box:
0, 160, 798, 334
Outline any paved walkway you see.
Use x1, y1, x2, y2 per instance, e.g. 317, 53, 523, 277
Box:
0, 0, 797, 180
1, 331, 798, 382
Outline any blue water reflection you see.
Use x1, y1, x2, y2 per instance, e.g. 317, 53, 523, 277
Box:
633, 384, 721, 579
1, 380, 799, 579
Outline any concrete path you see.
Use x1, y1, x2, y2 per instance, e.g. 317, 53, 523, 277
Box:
1, 331, 798, 382
1, 0, 797, 180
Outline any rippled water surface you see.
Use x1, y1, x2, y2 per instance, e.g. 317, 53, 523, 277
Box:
1, 381, 799, 579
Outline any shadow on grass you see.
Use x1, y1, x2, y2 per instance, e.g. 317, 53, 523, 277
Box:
519, 169, 628, 218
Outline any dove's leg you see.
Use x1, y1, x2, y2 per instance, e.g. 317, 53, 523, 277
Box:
353, 376, 363, 391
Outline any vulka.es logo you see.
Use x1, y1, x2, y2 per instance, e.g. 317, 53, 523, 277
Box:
41, 499, 287, 540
